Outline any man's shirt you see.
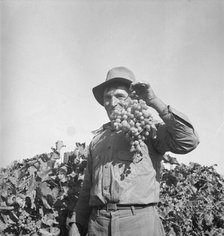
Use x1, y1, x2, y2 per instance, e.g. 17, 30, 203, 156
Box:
74, 106, 199, 227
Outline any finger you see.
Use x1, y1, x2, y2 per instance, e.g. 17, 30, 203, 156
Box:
130, 81, 150, 90
130, 82, 142, 92
130, 81, 143, 88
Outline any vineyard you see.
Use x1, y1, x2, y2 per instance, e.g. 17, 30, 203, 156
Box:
0, 142, 224, 236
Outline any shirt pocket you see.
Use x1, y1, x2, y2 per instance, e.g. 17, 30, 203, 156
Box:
116, 150, 132, 162
92, 154, 102, 170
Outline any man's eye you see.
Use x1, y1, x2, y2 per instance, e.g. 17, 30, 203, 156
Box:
116, 94, 126, 98
104, 96, 110, 100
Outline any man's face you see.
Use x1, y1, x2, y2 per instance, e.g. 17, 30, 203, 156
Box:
103, 84, 131, 121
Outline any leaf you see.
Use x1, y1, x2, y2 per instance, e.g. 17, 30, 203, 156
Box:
0, 206, 14, 210
62, 186, 69, 197
41, 213, 58, 226
0, 213, 16, 225
26, 190, 36, 209
38, 183, 59, 205
162, 173, 178, 186
37, 169, 52, 182
0, 219, 7, 231
39, 182, 52, 197
163, 154, 179, 165
28, 166, 37, 176
41, 197, 52, 209
8, 176, 18, 186
51, 187, 59, 200
27, 176, 37, 194
46, 195, 54, 207
39, 228, 52, 236
15, 196, 25, 208
50, 227, 60, 236
169, 227, 176, 236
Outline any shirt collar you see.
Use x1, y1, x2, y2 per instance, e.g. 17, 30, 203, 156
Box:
103, 122, 116, 131
91, 122, 115, 136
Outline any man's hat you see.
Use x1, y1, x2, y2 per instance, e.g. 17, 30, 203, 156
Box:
92, 66, 136, 106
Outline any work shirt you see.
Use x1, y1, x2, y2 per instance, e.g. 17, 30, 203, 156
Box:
74, 106, 199, 227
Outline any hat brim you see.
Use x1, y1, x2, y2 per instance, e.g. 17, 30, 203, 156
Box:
92, 77, 132, 106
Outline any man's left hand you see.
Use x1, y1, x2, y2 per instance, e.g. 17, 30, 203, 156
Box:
130, 82, 157, 105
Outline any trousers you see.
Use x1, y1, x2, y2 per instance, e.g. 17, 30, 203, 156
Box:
88, 205, 165, 236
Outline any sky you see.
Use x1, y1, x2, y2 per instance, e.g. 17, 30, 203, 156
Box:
1, 0, 224, 174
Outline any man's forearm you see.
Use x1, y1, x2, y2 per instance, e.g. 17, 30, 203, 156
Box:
146, 96, 168, 115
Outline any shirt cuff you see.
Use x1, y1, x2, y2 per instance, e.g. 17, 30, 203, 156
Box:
159, 105, 170, 118
159, 105, 195, 129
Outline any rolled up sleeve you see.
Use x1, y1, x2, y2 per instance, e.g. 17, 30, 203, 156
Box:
152, 106, 200, 154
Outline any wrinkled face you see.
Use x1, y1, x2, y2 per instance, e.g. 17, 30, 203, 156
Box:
103, 84, 131, 121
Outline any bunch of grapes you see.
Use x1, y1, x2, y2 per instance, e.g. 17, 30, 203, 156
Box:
18, 211, 38, 233
111, 99, 157, 163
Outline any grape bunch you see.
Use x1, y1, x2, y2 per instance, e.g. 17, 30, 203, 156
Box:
111, 99, 157, 163
18, 211, 38, 233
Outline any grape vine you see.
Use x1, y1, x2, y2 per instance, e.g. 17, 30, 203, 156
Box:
0, 142, 224, 236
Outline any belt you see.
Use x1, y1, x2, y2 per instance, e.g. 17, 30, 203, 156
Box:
95, 203, 157, 211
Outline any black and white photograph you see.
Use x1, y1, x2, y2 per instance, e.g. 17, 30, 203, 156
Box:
1, 0, 223, 235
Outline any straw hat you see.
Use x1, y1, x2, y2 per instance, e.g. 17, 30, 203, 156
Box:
92, 66, 136, 106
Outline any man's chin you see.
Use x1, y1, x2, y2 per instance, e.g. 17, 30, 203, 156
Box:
108, 111, 120, 120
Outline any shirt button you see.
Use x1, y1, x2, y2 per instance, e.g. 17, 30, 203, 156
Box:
104, 186, 108, 190
108, 146, 111, 149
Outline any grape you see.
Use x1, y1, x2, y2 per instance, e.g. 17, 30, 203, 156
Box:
111, 98, 157, 163
18, 210, 38, 233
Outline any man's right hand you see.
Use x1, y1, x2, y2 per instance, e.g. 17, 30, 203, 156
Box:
69, 223, 81, 236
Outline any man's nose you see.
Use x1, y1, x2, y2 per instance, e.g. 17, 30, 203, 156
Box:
111, 96, 118, 107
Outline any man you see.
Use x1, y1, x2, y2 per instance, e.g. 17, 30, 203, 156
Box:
68, 66, 199, 236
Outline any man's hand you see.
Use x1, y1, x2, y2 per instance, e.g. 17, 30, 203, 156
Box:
130, 81, 168, 114
69, 223, 81, 236
129, 82, 157, 106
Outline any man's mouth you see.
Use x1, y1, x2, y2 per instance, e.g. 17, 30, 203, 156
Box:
111, 108, 122, 114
